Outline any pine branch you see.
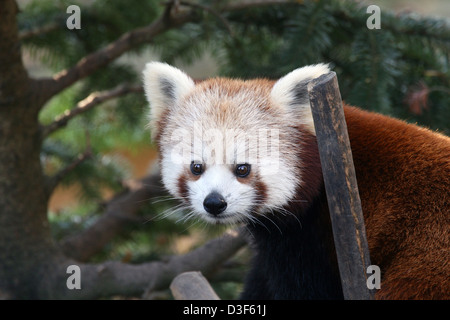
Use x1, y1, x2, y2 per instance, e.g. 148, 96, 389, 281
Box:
41, 83, 143, 138
34, 2, 197, 106
223, 0, 295, 11
33, 0, 294, 107
332, 6, 450, 43
176, 1, 235, 36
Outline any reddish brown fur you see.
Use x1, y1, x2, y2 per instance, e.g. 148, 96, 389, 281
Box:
194, 78, 279, 122
343, 105, 450, 299
154, 75, 449, 299
177, 173, 189, 201
252, 173, 268, 213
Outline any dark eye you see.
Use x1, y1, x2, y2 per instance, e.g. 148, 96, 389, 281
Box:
190, 161, 204, 175
235, 164, 251, 178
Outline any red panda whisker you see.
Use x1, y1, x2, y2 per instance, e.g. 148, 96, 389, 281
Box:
253, 211, 283, 235
152, 203, 190, 222
150, 195, 183, 204
245, 215, 271, 234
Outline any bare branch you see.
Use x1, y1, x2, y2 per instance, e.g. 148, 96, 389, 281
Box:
31, 226, 247, 299
19, 22, 59, 41
45, 148, 92, 195
41, 83, 143, 138
35, 4, 198, 105
59, 171, 166, 262
52, 227, 247, 299
141, 227, 247, 298
44, 129, 93, 195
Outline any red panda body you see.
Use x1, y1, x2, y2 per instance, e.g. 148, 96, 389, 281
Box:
240, 105, 450, 300
344, 106, 450, 299
143, 62, 450, 299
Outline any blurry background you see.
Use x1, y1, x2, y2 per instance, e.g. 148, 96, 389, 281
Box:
11, 0, 450, 299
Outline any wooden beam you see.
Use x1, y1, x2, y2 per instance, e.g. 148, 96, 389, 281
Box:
308, 72, 374, 300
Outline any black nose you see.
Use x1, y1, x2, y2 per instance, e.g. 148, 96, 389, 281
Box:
203, 192, 227, 216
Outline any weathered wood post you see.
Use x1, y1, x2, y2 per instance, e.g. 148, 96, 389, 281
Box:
308, 72, 374, 300
170, 271, 220, 300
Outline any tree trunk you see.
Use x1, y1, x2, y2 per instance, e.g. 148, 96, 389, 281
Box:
0, 0, 64, 299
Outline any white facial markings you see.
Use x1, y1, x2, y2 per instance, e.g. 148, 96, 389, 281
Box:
159, 98, 301, 223
186, 165, 256, 223
161, 148, 185, 199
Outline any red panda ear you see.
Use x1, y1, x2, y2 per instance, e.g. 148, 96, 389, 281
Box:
143, 62, 195, 139
270, 63, 330, 134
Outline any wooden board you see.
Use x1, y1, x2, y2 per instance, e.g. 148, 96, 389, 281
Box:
308, 72, 374, 300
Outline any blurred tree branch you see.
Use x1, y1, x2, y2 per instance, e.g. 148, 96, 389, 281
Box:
59, 171, 165, 262
32, 0, 293, 106
41, 83, 143, 138
62, 227, 247, 299
32, 3, 193, 106
45, 147, 93, 195
19, 22, 59, 40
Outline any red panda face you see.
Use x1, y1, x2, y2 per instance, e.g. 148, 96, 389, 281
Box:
143, 62, 330, 224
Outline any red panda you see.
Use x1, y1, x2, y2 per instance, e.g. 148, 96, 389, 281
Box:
143, 62, 450, 299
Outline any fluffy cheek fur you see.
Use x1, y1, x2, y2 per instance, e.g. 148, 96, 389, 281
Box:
159, 123, 302, 224
257, 156, 299, 212
162, 152, 300, 225
146, 62, 329, 225
160, 148, 186, 200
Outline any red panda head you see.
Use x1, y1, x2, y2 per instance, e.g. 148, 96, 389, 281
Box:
143, 62, 329, 224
